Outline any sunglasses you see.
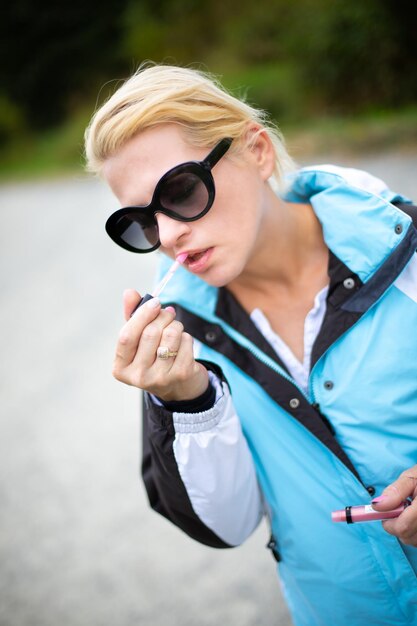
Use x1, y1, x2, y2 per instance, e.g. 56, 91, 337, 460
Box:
105, 137, 233, 253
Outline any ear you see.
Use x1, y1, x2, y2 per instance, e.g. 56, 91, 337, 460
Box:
243, 124, 275, 181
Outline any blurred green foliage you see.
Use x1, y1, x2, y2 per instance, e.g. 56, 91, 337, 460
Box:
0, 0, 127, 132
0, 0, 416, 158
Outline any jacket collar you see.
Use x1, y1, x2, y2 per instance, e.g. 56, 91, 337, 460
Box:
282, 165, 412, 284
157, 165, 414, 315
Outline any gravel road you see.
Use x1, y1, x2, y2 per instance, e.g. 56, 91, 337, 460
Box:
1, 150, 416, 626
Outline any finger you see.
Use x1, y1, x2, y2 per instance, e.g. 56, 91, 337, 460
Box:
170, 332, 208, 386
168, 332, 209, 399
123, 289, 141, 321
156, 320, 184, 369
151, 332, 209, 402
113, 298, 163, 376
372, 465, 417, 511
134, 306, 178, 369
171, 328, 193, 355
382, 498, 417, 545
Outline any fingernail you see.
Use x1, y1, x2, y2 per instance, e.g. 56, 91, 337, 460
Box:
371, 495, 387, 504
131, 296, 160, 317
165, 306, 176, 314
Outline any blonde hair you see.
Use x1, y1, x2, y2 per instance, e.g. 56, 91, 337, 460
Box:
84, 64, 295, 187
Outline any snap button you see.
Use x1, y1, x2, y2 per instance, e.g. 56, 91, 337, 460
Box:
395, 224, 403, 234
343, 277, 355, 289
324, 380, 334, 390
205, 330, 217, 343
366, 485, 376, 496
289, 398, 300, 409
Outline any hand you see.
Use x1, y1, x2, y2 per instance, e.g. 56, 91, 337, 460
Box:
112, 289, 209, 401
371, 465, 417, 546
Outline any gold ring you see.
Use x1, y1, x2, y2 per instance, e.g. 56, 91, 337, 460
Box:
157, 346, 178, 359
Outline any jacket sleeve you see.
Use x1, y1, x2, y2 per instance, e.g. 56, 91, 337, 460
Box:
141, 365, 264, 548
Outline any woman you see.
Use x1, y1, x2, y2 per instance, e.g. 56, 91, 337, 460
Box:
85, 64, 417, 626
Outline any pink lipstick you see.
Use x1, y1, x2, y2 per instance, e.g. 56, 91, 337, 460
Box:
331, 501, 411, 524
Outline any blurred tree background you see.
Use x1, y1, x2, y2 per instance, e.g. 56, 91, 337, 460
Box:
0, 0, 416, 177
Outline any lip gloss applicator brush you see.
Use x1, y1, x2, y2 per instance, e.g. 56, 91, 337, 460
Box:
131, 252, 188, 315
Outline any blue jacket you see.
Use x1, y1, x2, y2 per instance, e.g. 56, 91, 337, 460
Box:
142, 165, 417, 626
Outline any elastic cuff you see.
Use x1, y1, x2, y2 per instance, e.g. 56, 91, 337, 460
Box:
157, 382, 216, 414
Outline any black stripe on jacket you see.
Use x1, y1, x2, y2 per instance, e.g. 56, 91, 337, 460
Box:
141, 361, 233, 548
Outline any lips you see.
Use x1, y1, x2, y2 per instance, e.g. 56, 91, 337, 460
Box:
183, 248, 213, 273
186, 250, 207, 262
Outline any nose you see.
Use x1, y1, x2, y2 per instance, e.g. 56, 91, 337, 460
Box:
156, 213, 192, 250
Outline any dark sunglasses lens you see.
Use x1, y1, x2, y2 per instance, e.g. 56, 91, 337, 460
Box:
160, 171, 209, 218
111, 213, 159, 251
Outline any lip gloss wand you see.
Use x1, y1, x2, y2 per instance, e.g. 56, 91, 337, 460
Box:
131, 252, 188, 315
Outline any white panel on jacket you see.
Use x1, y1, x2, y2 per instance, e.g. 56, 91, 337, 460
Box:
394, 253, 417, 303
303, 164, 389, 196
172, 376, 264, 546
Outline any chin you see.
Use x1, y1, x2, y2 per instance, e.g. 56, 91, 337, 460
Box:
202, 266, 239, 289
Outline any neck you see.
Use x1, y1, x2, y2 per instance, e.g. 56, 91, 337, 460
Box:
229, 193, 329, 299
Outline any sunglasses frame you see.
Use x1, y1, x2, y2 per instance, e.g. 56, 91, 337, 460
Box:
105, 137, 233, 253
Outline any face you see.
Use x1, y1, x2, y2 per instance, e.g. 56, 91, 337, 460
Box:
102, 124, 276, 287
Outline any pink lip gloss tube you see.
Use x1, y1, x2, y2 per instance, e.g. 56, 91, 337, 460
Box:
332, 501, 411, 523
